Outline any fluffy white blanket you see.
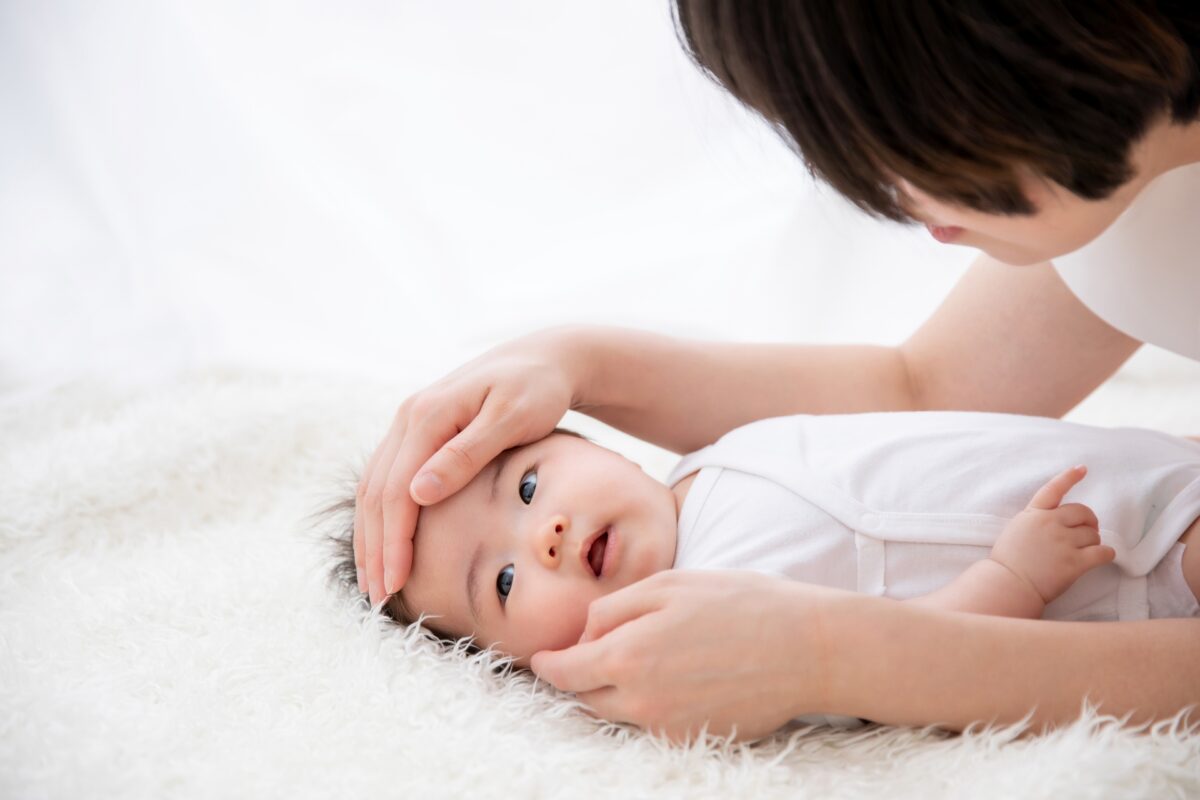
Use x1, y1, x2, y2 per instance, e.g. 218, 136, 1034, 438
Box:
3, 369, 1200, 799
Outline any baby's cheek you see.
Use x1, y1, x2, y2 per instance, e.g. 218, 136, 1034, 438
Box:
511, 581, 600, 658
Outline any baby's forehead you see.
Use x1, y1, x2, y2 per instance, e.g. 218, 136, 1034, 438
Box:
409, 436, 561, 562
412, 430, 597, 553
459, 433, 582, 492
404, 501, 479, 630
411, 443, 532, 551
404, 445, 542, 631
427, 442, 530, 513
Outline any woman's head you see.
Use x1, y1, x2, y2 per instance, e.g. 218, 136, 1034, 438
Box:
673, 1, 1200, 264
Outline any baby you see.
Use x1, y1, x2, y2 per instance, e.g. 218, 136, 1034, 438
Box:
330, 411, 1200, 676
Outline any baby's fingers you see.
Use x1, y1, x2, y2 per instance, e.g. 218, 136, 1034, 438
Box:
1056, 502, 1100, 530
1028, 465, 1087, 511
1079, 544, 1117, 571
1065, 519, 1101, 543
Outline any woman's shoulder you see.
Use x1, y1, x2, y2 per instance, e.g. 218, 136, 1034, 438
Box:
1054, 162, 1200, 360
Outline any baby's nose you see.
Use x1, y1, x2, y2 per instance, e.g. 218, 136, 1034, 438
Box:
533, 514, 569, 568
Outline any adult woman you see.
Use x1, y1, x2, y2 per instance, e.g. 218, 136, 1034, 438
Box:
356, 3, 1200, 740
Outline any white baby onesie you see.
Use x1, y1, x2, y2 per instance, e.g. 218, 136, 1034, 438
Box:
665, 412, 1200, 728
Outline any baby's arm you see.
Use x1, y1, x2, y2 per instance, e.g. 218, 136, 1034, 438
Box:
906, 466, 1116, 619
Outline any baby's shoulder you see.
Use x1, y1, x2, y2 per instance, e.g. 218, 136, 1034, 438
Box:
689, 465, 821, 522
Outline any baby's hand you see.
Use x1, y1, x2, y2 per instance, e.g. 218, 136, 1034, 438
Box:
989, 466, 1116, 606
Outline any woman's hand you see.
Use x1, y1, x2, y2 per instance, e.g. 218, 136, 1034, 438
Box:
355, 327, 585, 606
530, 570, 838, 743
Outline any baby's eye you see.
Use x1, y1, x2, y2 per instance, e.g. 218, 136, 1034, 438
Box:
496, 564, 514, 604
518, 470, 537, 505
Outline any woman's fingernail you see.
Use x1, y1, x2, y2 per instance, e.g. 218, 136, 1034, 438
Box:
384, 571, 396, 596
411, 471, 443, 503
356, 568, 366, 593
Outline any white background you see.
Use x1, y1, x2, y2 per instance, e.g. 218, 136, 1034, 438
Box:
1, 0, 1191, 410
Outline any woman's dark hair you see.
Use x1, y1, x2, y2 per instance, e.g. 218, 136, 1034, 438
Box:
672, 1, 1200, 219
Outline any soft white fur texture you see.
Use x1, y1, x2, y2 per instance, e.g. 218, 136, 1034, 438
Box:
3, 368, 1200, 799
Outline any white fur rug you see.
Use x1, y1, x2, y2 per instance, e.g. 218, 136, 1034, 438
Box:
3, 367, 1200, 799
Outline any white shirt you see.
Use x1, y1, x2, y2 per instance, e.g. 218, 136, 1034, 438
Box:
1054, 163, 1200, 361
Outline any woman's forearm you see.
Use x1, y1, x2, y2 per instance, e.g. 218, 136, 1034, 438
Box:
560, 325, 918, 454
555, 260, 1140, 454
820, 594, 1200, 731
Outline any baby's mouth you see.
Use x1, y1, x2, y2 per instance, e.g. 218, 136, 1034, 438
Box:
585, 530, 609, 578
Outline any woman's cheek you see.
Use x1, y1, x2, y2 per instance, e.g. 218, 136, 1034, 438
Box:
970, 199, 1127, 264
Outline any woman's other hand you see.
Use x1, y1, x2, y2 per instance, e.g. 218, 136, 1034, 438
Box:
355, 327, 583, 606
530, 570, 837, 743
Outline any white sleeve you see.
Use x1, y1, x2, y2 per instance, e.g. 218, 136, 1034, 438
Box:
1053, 163, 1200, 361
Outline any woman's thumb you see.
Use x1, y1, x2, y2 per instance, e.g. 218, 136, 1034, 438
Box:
411, 421, 507, 504
410, 469, 446, 504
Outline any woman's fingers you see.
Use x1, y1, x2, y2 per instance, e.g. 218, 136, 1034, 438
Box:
355, 429, 389, 593
378, 397, 477, 596
536, 572, 818, 742
411, 397, 532, 506
379, 444, 425, 595
359, 413, 410, 605
572, 687, 617, 721
352, 496, 366, 593
531, 588, 666, 692
1028, 465, 1087, 510
577, 575, 669, 644
530, 639, 615, 694
531, 577, 674, 695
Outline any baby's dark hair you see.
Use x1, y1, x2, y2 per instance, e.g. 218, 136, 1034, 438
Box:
323, 427, 588, 644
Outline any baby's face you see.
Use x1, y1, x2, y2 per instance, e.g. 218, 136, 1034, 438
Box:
400, 433, 680, 665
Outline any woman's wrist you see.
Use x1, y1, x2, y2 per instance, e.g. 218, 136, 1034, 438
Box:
548, 324, 649, 415
801, 589, 946, 722
554, 324, 605, 412
772, 581, 859, 719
